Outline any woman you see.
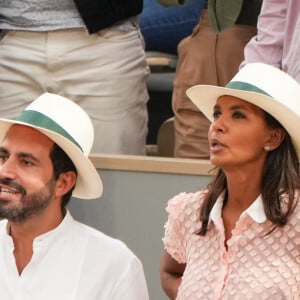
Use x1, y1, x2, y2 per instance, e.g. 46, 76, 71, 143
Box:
160, 63, 300, 299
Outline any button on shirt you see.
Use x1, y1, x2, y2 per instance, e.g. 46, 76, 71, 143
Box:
0, 211, 149, 300
163, 190, 300, 299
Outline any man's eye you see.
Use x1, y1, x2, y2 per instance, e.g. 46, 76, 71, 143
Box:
0, 155, 7, 163
22, 159, 33, 166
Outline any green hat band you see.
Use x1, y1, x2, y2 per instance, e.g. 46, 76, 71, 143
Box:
226, 81, 272, 97
17, 110, 82, 151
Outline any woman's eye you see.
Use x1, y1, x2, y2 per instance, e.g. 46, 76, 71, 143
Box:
213, 111, 221, 119
232, 111, 245, 119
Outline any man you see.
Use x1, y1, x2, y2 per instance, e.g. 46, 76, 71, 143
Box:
0, 0, 149, 155
0, 93, 149, 299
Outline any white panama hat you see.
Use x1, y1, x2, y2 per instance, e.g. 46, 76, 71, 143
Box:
0, 93, 103, 199
186, 63, 300, 159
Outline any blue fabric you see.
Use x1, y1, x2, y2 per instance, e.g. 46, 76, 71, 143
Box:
140, 0, 205, 54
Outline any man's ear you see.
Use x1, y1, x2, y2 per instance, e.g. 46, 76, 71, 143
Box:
54, 171, 77, 197
265, 128, 285, 151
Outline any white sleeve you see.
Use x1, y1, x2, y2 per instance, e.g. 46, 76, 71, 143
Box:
110, 256, 149, 300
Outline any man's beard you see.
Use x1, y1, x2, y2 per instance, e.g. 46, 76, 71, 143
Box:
0, 178, 56, 223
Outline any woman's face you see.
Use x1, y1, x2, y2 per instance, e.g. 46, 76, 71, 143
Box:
208, 95, 275, 171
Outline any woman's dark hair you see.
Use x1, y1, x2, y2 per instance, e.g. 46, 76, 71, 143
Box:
198, 111, 300, 235
49, 143, 77, 210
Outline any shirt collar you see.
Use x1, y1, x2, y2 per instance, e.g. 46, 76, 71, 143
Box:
209, 192, 224, 224
241, 195, 267, 223
5, 210, 74, 244
33, 210, 74, 246
209, 192, 267, 224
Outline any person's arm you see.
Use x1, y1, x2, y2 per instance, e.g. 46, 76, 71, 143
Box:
160, 250, 186, 300
109, 256, 150, 300
241, 0, 287, 69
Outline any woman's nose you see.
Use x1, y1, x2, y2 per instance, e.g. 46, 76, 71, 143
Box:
211, 117, 225, 132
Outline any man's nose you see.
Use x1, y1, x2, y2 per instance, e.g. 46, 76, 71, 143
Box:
0, 157, 17, 179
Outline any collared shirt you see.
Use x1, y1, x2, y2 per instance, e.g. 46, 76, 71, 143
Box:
163, 190, 300, 299
210, 192, 267, 224
0, 211, 149, 300
242, 0, 300, 83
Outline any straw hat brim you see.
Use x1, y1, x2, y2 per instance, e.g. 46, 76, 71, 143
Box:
0, 120, 103, 199
186, 85, 300, 159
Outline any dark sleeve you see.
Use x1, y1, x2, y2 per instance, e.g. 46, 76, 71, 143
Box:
74, 0, 143, 33
236, 0, 263, 26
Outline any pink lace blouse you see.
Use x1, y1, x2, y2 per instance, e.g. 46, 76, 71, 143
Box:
163, 190, 300, 299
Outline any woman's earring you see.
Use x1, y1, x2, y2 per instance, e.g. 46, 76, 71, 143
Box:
264, 145, 270, 151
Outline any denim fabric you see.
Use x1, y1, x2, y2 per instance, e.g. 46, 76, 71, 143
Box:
140, 0, 205, 54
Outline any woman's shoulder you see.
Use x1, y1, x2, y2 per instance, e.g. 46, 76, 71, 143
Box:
166, 189, 208, 217
281, 190, 300, 209
291, 190, 300, 216
279, 190, 300, 223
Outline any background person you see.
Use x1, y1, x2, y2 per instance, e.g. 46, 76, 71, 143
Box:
241, 0, 300, 83
0, 93, 149, 299
160, 63, 300, 299
157, 0, 262, 158
0, 0, 149, 155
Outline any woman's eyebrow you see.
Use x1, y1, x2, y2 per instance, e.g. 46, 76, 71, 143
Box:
213, 104, 249, 111
229, 104, 248, 111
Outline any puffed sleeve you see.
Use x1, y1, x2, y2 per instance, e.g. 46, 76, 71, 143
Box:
162, 192, 191, 263
162, 191, 206, 264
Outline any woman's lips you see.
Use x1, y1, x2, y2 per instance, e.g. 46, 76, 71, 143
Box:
210, 138, 226, 152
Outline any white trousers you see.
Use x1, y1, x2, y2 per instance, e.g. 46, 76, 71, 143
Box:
0, 27, 150, 155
